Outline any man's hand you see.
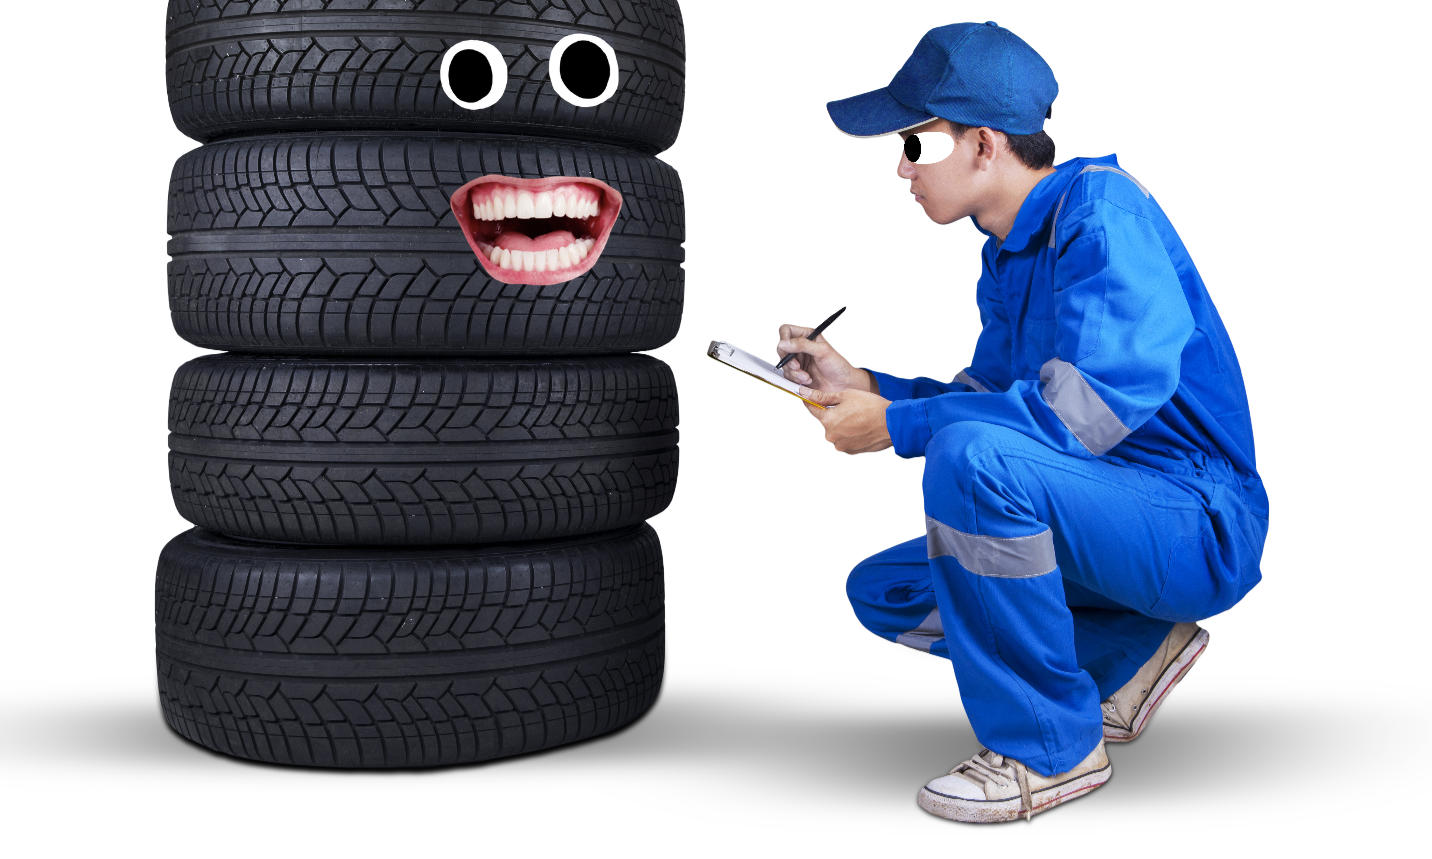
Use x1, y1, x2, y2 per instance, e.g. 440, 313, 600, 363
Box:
776, 324, 877, 394
800, 387, 893, 454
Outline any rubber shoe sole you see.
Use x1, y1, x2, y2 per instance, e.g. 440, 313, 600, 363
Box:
1103, 627, 1210, 743
916, 762, 1112, 823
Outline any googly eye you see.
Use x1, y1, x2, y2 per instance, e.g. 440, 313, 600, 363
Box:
549, 34, 619, 107
904, 131, 956, 165
441, 40, 508, 110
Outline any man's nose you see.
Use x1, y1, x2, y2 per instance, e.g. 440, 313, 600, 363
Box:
897, 156, 917, 180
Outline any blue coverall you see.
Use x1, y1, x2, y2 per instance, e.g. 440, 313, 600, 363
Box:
850, 155, 1269, 777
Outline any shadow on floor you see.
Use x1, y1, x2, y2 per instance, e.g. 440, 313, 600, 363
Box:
1093, 703, 1339, 802
573, 691, 1348, 801
1, 701, 204, 768
2, 690, 1349, 800
570, 693, 979, 796
0, 693, 973, 791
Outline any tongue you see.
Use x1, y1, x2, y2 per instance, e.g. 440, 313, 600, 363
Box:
494, 230, 576, 253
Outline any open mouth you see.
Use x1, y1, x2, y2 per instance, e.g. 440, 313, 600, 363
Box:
451, 175, 623, 286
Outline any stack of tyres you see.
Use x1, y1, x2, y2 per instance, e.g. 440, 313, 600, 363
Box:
156, 0, 684, 768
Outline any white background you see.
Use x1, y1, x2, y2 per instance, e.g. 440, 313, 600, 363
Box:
2, 1, 1426, 854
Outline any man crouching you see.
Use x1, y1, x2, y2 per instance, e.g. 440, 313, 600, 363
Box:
777, 21, 1268, 823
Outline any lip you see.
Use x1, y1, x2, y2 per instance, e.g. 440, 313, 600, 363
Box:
450, 175, 624, 286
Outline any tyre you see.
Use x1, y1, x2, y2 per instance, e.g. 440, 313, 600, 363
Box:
156, 526, 664, 768
168, 134, 684, 355
166, 0, 685, 154
169, 354, 679, 545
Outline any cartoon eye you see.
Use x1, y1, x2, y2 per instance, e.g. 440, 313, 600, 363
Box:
549, 34, 619, 107
904, 131, 956, 165
441, 40, 508, 110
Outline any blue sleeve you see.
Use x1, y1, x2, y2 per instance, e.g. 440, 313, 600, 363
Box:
883, 196, 1195, 459
866, 251, 1014, 401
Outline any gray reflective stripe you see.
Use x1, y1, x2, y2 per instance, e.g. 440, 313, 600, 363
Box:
1039, 358, 1131, 455
835, 116, 937, 139
894, 608, 944, 652
954, 370, 990, 393
1079, 164, 1150, 197
1048, 189, 1073, 248
926, 516, 1057, 578
1048, 164, 1150, 248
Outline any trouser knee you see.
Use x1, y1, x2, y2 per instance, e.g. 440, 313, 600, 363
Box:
845, 537, 936, 639
922, 422, 1035, 533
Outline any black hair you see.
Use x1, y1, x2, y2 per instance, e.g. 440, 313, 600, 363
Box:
948, 122, 1056, 171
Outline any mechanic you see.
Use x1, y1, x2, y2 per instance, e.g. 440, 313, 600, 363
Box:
776, 22, 1268, 823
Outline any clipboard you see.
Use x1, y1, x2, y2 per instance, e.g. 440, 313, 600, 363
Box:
708, 340, 829, 409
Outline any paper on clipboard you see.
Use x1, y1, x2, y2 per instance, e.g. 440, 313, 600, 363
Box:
708, 340, 828, 409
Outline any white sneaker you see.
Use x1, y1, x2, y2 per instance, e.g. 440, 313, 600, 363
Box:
917, 741, 1111, 823
1102, 622, 1209, 742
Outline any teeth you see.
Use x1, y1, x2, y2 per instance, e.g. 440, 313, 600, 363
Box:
472, 186, 608, 222
486, 237, 600, 274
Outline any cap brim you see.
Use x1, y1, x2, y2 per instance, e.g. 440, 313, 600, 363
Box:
827, 88, 935, 137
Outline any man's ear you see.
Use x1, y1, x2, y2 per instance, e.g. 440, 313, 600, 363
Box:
974, 126, 1000, 166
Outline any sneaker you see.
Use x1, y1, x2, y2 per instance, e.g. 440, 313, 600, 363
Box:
1102, 622, 1209, 743
917, 741, 1111, 823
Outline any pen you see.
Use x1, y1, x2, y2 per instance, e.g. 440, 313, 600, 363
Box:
774, 306, 846, 371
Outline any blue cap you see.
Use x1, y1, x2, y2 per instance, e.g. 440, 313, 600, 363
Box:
827, 22, 1057, 137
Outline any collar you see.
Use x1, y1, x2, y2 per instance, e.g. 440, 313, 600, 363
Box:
976, 154, 1121, 254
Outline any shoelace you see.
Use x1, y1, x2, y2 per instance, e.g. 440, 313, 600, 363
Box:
951, 749, 1035, 821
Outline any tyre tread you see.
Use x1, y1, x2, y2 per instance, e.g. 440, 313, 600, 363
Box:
168, 135, 684, 354
168, 355, 679, 544
165, 0, 686, 152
